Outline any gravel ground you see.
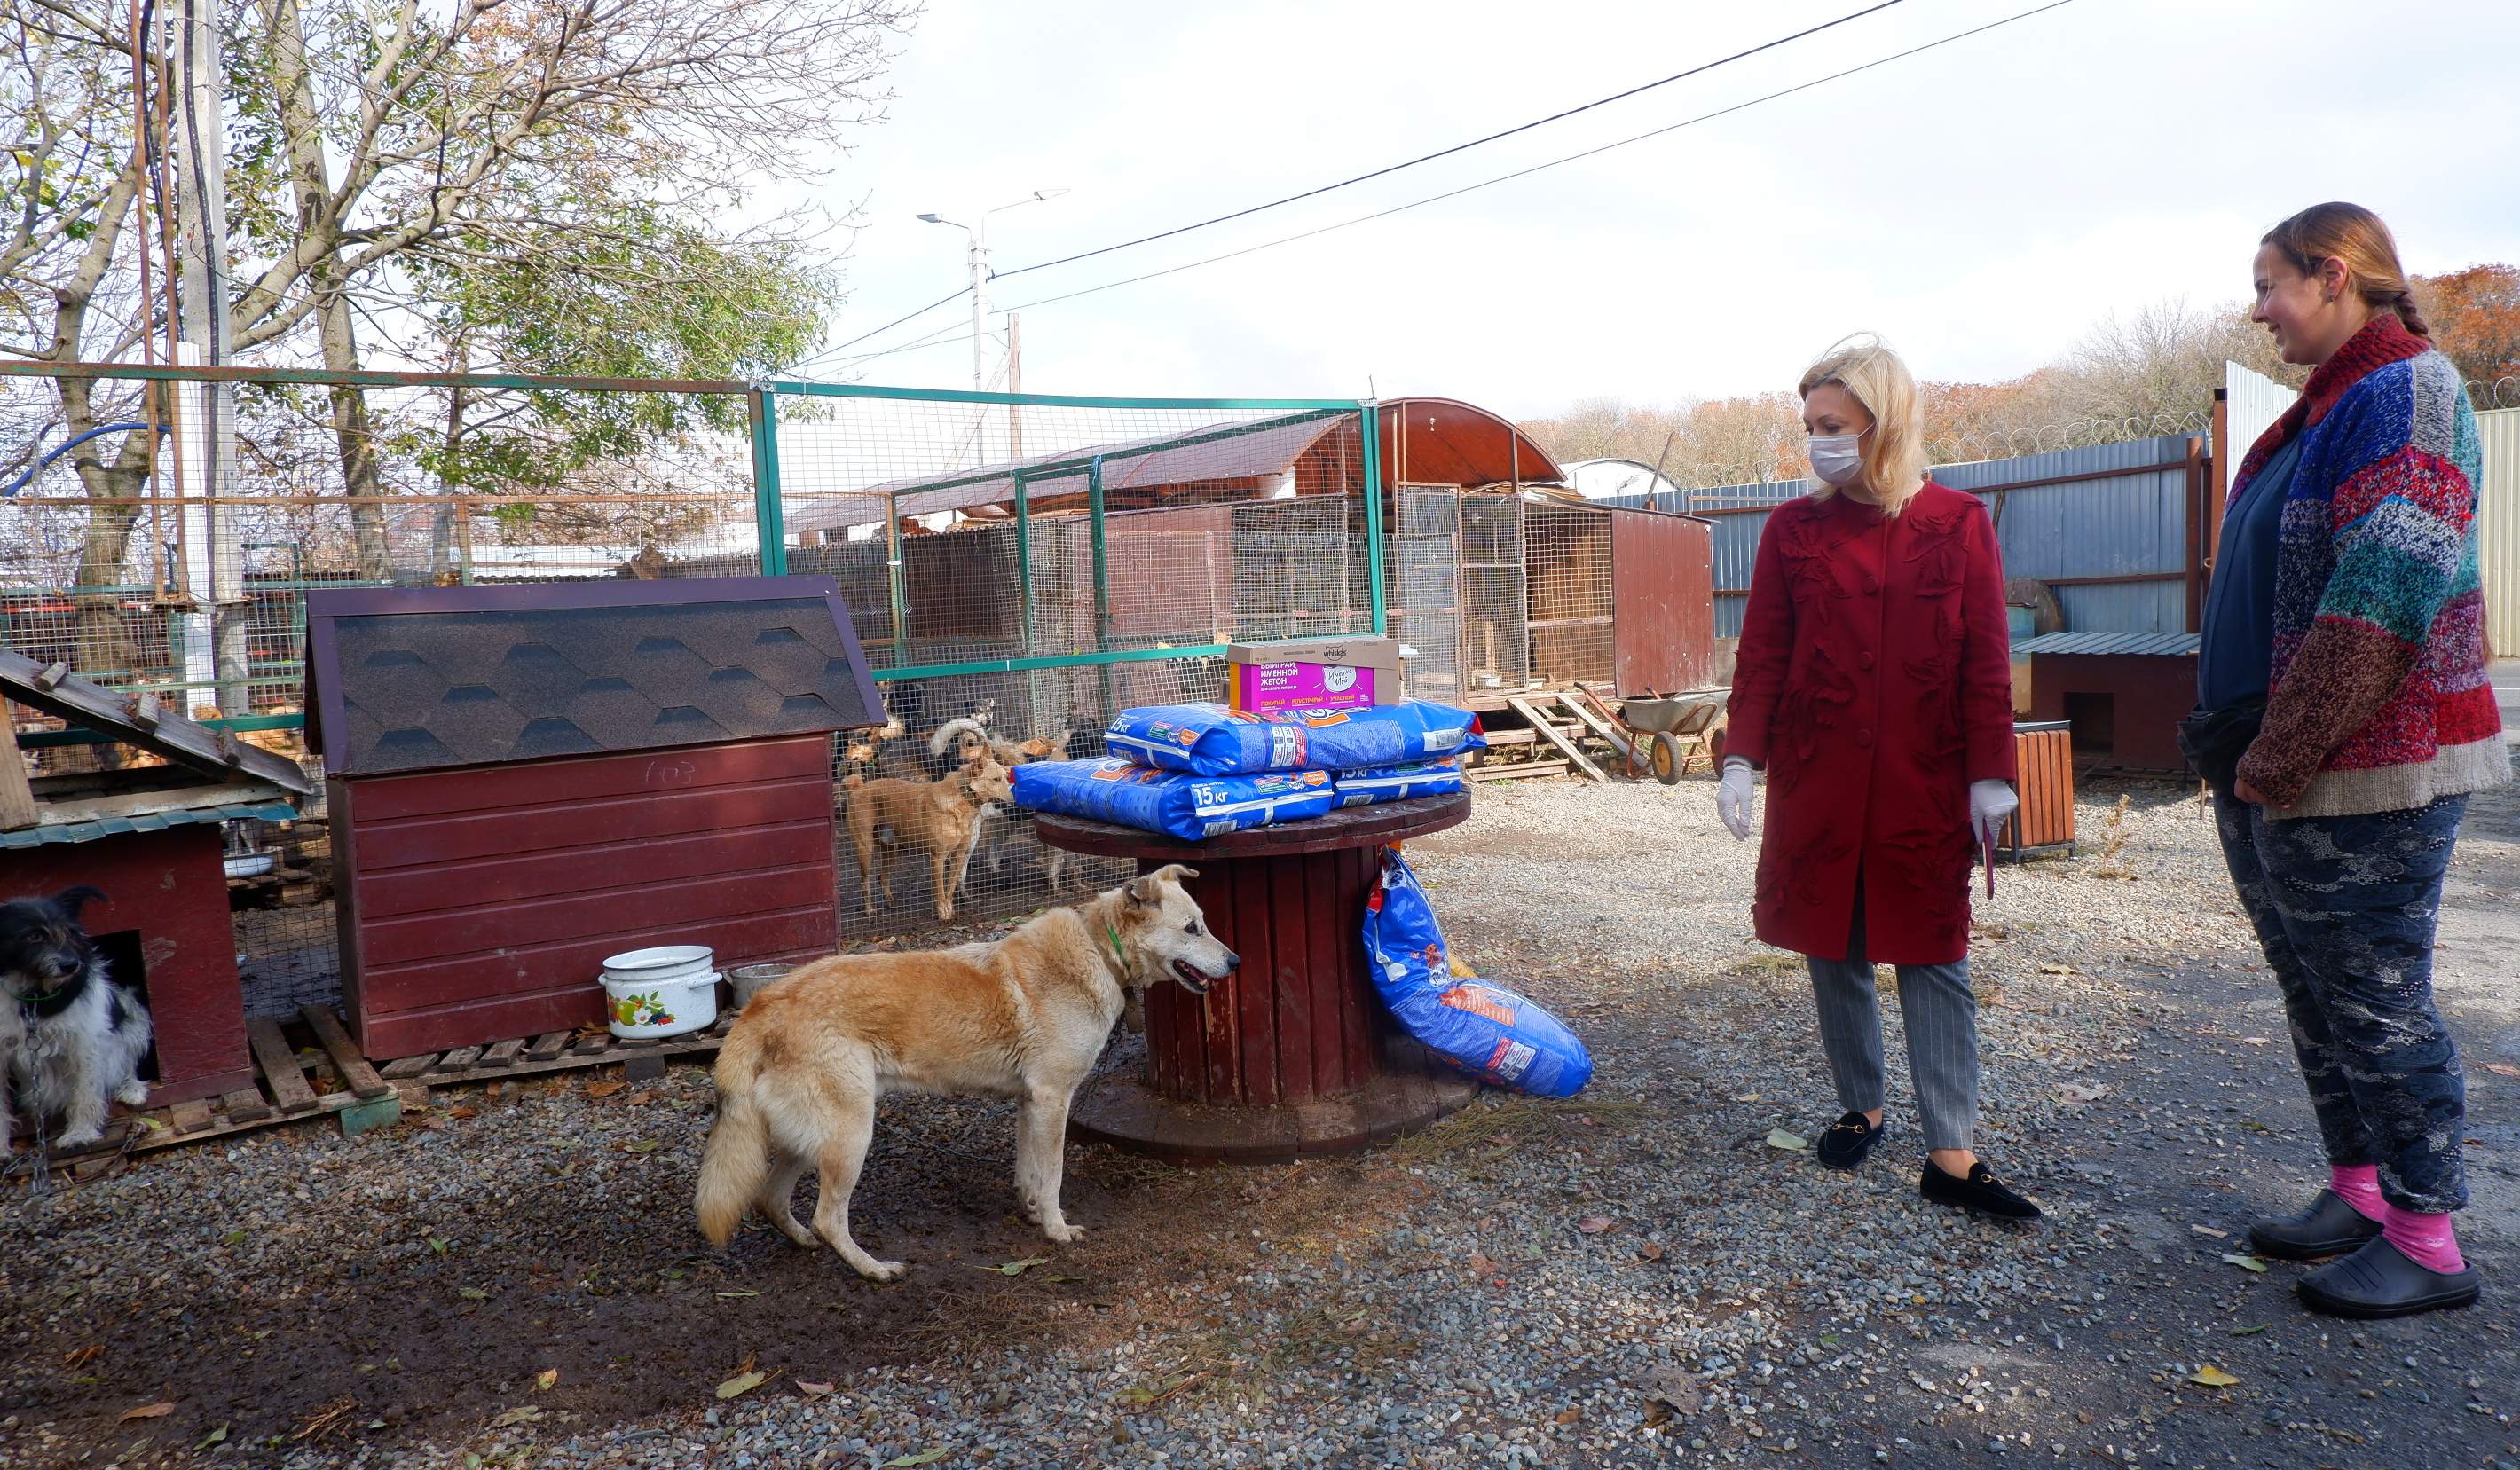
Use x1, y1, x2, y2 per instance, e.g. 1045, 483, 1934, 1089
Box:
5, 769, 2518, 1470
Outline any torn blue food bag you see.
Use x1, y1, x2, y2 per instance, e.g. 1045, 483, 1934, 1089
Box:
1105, 701, 1485, 777
1362, 847, 1592, 1097
1331, 758, 1467, 807
1010, 758, 1337, 842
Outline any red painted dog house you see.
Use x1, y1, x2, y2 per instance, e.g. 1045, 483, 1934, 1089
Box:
304, 578, 883, 1058
2, 651, 315, 1104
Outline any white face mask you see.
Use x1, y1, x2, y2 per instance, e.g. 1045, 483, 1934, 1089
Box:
1807, 432, 1866, 487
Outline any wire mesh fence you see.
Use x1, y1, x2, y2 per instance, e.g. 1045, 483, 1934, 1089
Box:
4, 366, 1398, 1016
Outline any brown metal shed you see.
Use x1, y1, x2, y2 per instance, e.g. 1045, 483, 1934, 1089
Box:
303, 578, 882, 1058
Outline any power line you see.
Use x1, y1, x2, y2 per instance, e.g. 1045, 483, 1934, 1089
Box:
807, 284, 973, 366
988, 0, 1909, 283
994, 0, 2076, 319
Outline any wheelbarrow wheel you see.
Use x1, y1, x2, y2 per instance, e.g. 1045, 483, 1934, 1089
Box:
1650, 731, 1685, 785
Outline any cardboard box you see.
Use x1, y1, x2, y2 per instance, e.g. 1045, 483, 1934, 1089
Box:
1226, 636, 1402, 714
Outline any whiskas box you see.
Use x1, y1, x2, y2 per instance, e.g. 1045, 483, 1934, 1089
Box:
1225, 636, 1401, 715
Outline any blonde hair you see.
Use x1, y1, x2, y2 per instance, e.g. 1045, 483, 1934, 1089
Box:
1798, 333, 1926, 515
2261, 201, 2429, 336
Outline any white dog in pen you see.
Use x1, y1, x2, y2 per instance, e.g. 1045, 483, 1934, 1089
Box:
0, 887, 154, 1152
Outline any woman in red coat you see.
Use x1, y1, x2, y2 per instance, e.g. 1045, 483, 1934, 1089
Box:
1718, 334, 2036, 1219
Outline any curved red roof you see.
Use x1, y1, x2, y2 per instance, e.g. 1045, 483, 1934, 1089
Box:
1379, 397, 1565, 487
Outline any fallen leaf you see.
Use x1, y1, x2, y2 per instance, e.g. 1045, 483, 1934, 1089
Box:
458, 1286, 489, 1301
2056, 1081, 2109, 1104
2482, 1062, 2520, 1079
1766, 1128, 1807, 1152
716, 1370, 768, 1401
1732, 1093, 1760, 1103
2229, 1324, 2269, 1337
120, 1402, 177, 1422
2187, 1365, 2240, 1388
2222, 1253, 2270, 1274
2039, 963, 2077, 975
448, 1106, 477, 1120
1637, 1242, 1666, 1262
1642, 1367, 1702, 1417
975, 1257, 1051, 1277
717, 1289, 763, 1298
2190, 1225, 2229, 1239
623, 1139, 662, 1154
2240, 1036, 2272, 1046
490, 1405, 544, 1428
1576, 1215, 1614, 1235
63, 1345, 104, 1370
883, 1453, 949, 1468
197, 1425, 227, 1449
427, 1237, 449, 1254
586, 1079, 627, 1097
534, 1369, 558, 1392
1466, 1252, 1504, 1277
1554, 1406, 1582, 1425
222, 1229, 248, 1246
796, 1380, 835, 1398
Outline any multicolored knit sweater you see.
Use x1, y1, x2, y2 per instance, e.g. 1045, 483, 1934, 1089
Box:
2232, 313, 2509, 818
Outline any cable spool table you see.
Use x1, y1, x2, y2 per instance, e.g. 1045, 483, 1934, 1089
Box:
1036, 792, 1480, 1163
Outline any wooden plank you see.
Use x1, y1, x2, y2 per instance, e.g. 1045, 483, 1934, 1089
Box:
298, 1006, 392, 1100
345, 735, 831, 823
570, 1032, 615, 1055
221, 1088, 271, 1123
482, 1038, 527, 1067
344, 775, 829, 871
0, 718, 37, 833
355, 863, 834, 967
527, 1031, 572, 1062
1475, 727, 1538, 746
434, 1045, 484, 1072
168, 1099, 213, 1134
244, 1018, 319, 1114
379, 1054, 440, 1080
352, 821, 829, 920
1555, 691, 1637, 766
354, 904, 831, 1021
1508, 696, 1606, 782
1466, 758, 1571, 782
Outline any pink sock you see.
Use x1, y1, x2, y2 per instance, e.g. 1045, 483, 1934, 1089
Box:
2329, 1164, 2386, 1223
2382, 1204, 2467, 1274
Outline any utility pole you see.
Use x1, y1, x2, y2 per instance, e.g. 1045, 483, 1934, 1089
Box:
168, 0, 246, 716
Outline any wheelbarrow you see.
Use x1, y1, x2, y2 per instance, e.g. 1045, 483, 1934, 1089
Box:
1614, 690, 1726, 784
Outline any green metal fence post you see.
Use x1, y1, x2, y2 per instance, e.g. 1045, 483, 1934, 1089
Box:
886, 491, 908, 663
748, 387, 788, 576
1014, 469, 1034, 656
1359, 403, 1386, 637
1089, 453, 1114, 713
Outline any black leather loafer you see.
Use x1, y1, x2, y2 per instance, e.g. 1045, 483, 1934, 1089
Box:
1816, 1112, 1885, 1171
2248, 1190, 2384, 1262
2297, 1238, 2480, 1319
1920, 1159, 2042, 1221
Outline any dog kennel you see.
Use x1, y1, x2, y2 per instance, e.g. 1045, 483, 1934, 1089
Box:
303, 578, 883, 1057
1, 651, 314, 1103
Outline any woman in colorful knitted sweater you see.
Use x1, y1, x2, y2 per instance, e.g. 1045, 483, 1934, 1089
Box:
2196, 202, 2508, 1320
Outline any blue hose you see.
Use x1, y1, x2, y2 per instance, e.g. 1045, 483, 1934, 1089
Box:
2, 421, 169, 499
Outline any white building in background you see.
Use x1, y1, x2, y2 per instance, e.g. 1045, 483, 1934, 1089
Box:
1565, 457, 1687, 507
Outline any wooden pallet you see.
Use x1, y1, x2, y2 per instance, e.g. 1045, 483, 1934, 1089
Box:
4, 1008, 734, 1177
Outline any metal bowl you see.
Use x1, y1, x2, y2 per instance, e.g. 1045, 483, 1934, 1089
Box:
224, 851, 278, 879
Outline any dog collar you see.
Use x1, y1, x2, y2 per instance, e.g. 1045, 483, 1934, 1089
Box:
19, 984, 77, 1020
1104, 923, 1127, 969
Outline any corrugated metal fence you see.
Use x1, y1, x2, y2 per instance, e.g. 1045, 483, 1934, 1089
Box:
1600, 433, 2202, 637
2482, 407, 2520, 658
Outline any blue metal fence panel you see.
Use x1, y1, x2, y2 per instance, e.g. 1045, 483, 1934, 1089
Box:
1596, 434, 2198, 638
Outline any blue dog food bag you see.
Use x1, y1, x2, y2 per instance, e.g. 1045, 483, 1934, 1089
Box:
1105, 700, 1485, 776
1010, 758, 1337, 842
1362, 848, 1592, 1097
1332, 758, 1467, 807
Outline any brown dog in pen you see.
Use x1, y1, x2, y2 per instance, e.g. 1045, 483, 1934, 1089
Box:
838, 751, 1015, 922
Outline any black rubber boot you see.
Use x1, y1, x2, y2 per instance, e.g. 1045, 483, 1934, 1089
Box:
2247, 1190, 2384, 1262
2297, 1238, 2480, 1320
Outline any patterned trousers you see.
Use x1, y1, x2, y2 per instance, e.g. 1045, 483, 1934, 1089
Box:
2214, 792, 2469, 1214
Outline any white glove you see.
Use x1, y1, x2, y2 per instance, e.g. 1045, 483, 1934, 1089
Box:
1969, 780, 2018, 850
1716, 757, 1757, 841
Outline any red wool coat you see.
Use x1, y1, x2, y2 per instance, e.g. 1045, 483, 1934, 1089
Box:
1724, 482, 2016, 964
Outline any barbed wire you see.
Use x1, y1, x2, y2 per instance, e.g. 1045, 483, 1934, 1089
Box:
2469, 377, 2520, 410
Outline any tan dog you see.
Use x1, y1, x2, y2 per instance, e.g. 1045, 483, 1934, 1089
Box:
694, 865, 1236, 1279
839, 751, 1014, 921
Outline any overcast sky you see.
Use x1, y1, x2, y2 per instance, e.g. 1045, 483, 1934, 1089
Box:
780, 0, 2520, 417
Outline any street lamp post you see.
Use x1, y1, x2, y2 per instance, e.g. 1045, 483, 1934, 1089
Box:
917, 188, 1067, 397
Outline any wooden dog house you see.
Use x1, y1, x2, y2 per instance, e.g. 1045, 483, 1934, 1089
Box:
1, 652, 314, 1104
304, 578, 883, 1058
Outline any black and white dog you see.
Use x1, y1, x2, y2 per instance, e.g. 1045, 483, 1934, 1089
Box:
0, 887, 153, 1152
